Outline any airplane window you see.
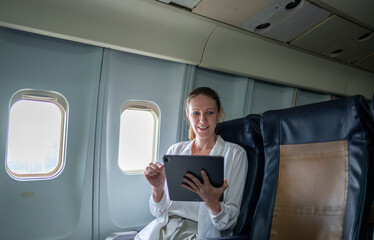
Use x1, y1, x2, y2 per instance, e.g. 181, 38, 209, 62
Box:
118, 101, 160, 174
6, 89, 68, 181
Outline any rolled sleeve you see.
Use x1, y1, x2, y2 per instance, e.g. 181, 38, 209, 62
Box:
208, 203, 231, 229
149, 187, 170, 217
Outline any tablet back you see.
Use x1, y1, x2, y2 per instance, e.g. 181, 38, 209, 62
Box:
163, 155, 224, 201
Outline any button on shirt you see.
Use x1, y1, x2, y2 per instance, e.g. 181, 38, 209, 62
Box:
135, 136, 248, 240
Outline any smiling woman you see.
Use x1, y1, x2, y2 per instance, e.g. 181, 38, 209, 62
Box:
136, 87, 248, 240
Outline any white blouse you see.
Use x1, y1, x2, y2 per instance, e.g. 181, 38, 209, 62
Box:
135, 136, 248, 240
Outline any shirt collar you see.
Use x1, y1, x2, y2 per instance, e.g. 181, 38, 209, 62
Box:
182, 135, 224, 156
210, 135, 224, 156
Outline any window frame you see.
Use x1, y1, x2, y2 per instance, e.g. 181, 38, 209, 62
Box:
5, 89, 68, 181
118, 100, 160, 174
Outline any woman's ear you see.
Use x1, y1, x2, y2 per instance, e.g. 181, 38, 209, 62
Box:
185, 108, 189, 120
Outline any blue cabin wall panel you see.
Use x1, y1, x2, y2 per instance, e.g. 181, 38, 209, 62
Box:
193, 68, 249, 121
0, 27, 102, 240
98, 49, 186, 239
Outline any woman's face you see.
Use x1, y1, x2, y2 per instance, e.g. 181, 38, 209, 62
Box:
186, 94, 221, 141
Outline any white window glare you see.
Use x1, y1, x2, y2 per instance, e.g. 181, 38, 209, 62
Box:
6, 90, 68, 180
118, 101, 160, 174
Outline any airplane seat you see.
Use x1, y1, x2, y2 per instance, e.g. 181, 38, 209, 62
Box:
250, 95, 374, 240
215, 114, 265, 236
370, 93, 373, 232
372, 94, 374, 118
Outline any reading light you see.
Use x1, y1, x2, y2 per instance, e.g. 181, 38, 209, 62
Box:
329, 49, 343, 58
285, 0, 301, 10
255, 23, 271, 31
358, 32, 372, 42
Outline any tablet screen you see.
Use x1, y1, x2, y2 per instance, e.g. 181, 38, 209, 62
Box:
163, 155, 224, 201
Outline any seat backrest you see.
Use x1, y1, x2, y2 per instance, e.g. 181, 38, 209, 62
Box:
216, 114, 264, 235
250, 95, 374, 240
372, 94, 374, 119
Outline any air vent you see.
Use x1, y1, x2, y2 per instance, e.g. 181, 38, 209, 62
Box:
329, 49, 343, 58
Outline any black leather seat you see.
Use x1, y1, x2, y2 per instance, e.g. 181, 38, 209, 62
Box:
112, 115, 265, 240
250, 95, 374, 240
372, 94, 374, 119
215, 114, 264, 237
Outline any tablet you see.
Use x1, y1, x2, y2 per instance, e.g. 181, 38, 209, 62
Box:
163, 155, 224, 202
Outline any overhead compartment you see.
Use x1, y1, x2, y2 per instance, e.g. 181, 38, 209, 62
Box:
0, 0, 216, 65
355, 53, 374, 73
291, 15, 374, 64
0, 0, 373, 97
191, 0, 331, 43
345, 69, 374, 98
309, 0, 374, 30
199, 25, 374, 98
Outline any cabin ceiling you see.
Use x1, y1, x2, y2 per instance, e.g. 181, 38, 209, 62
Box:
157, 0, 374, 74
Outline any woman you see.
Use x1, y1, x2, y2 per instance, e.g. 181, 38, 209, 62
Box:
135, 87, 248, 239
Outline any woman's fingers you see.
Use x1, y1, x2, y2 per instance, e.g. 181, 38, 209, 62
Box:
181, 182, 194, 192
145, 163, 163, 173
182, 172, 228, 193
182, 176, 198, 190
144, 163, 165, 183
201, 170, 210, 185
220, 178, 229, 191
185, 173, 201, 187
153, 162, 164, 172
154, 162, 163, 169
145, 165, 156, 175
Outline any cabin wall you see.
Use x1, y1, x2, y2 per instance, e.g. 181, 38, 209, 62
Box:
0, 26, 336, 240
0, 27, 102, 240
97, 49, 187, 239
1, 0, 373, 98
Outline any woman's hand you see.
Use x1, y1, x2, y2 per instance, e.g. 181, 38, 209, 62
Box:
182, 170, 228, 215
144, 162, 165, 202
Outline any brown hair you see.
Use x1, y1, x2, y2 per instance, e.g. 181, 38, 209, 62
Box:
186, 87, 222, 140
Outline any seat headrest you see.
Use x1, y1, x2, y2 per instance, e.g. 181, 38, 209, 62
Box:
262, 95, 374, 146
216, 114, 263, 151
